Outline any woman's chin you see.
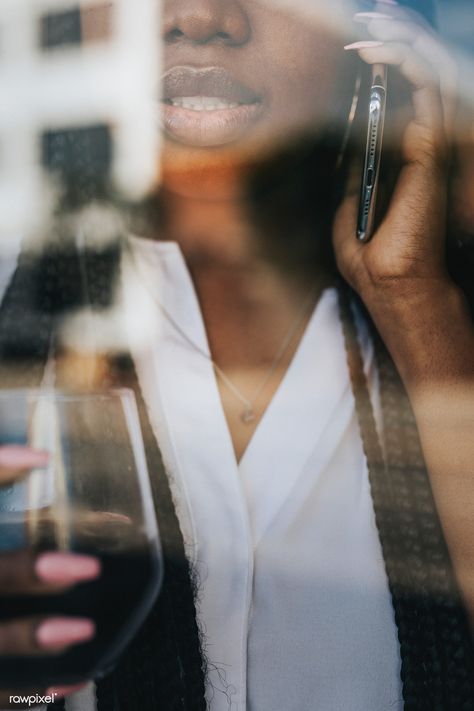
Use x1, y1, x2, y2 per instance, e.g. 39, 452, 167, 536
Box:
160, 163, 249, 202
160, 139, 267, 201
159, 115, 331, 201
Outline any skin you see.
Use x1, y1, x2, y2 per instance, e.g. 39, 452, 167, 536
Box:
164, 0, 474, 635
335, 4, 474, 629
159, 0, 359, 457
0, 448, 97, 707
160, 0, 352, 197
1, 0, 473, 704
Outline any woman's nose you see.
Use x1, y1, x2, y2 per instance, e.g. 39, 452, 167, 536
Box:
163, 0, 251, 47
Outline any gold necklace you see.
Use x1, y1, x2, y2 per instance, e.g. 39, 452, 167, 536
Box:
211, 291, 317, 424
129, 245, 319, 424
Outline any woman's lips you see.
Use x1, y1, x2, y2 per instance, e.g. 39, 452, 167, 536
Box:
161, 66, 263, 147
162, 100, 263, 148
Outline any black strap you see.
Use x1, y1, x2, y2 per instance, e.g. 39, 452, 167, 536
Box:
338, 285, 474, 710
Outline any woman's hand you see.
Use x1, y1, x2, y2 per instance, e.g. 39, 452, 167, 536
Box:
0, 446, 99, 709
333, 0, 459, 310
333, 3, 474, 629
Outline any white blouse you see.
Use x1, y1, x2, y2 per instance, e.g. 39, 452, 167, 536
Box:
58, 235, 402, 711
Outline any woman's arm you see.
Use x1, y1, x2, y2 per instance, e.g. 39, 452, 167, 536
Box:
364, 277, 474, 627
334, 3, 474, 624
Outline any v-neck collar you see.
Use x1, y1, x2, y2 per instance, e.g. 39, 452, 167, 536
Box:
122, 237, 383, 711
128, 238, 336, 472
238, 288, 353, 545
128, 238, 354, 547
128, 237, 212, 359
126, 237, 253, 710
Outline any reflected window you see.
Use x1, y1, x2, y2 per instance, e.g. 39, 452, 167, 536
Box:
40, 3, 114, 50
40, 7, 82, 50
81, 3, 114, 43
41, 124, 112, 196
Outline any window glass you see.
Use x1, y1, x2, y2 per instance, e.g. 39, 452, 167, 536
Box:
1, 3, 474, 709
40, 7, 82, 49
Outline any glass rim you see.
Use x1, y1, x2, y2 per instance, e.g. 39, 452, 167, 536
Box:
0, 388, 136, 402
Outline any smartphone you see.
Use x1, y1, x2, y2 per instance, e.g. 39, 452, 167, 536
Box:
357, 64, 388, 242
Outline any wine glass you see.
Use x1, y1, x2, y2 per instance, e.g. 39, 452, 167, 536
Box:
0, 388, 163, 688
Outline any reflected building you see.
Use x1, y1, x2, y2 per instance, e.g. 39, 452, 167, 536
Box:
0, 0, 160, 249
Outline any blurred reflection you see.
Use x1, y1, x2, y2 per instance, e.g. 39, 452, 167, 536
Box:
0, 2, 474, 711
0, 0, 159, 252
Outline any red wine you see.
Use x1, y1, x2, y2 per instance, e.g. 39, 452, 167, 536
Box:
0, 518, 162, 687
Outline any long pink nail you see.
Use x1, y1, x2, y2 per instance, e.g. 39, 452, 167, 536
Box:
0, 446, 49, 470
36, 618, 95, 649
354, 12, 394, 22
35, 552, 101, 584
344, 40, 384, 50
47, 683, 89, 699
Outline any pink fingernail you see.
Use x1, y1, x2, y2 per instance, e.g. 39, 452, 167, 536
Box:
101, 511, 132, 523
35, 552, 101, 584
47, 683, 89, 699
344, 40, 384, 50
36, 618, 95, 649
0, 446, 49, 469
354, 12, 394, 21
376, 0, 398, 5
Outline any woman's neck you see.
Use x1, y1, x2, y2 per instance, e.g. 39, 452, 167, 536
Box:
156, 188, 322, 461
158, 187, 255, 266
158, 187, 316, 339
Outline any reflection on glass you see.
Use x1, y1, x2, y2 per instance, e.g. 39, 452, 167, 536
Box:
0, 389, 162, 688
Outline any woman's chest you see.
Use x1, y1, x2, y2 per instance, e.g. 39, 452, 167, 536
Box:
124, 282, 401, 710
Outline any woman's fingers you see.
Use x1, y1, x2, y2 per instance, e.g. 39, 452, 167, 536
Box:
47, 683, 90, 700
35, 551, 102, 587
0, 616, 95, 656
0, 549, 101, 594
354, 12, 458, 134
333, 191, 362, 288
344, 34, 447, 253
0, 616, 93, 708
0, 446, 49, 486
0, 550, 98, 705
346, 38, 446, 160
335, 4, 455, 292
344, 4, 456, 264
345, 39, 441, 112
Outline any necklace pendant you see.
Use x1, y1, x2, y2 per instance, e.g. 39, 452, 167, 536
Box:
241, 408, 256, 425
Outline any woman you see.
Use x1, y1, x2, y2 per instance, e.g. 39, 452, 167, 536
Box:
0, 0, 473, 710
